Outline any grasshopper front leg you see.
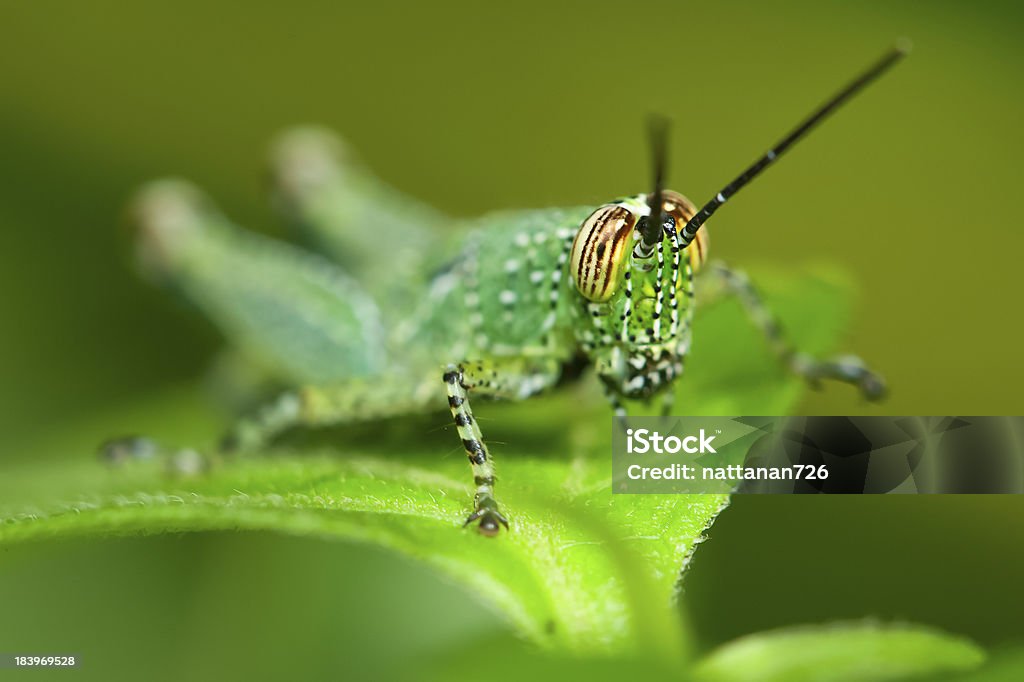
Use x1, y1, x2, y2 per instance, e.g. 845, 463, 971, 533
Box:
702, 261, 886, 400
443, 365, 506, 537
442, 357, 561, 536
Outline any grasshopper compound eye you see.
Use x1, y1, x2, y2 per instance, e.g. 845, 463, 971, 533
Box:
569, 204, 638, 302
656, 190, 708, 273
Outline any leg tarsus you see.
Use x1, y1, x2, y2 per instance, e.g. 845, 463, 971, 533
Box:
98, 435, 158, 465
795, 353, 887, 401
98, 435, 212, 477
463, 492, 510, 537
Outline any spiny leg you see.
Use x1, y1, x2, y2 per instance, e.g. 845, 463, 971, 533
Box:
444, 365, 505, 537
702, 261, 886, 400
442, 357, 562, 536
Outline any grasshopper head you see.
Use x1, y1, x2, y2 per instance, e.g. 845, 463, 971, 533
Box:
568, 190, 708, 400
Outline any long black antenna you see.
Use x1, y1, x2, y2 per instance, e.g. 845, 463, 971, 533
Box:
638, 115, 670, 256
678, 42, 910, 248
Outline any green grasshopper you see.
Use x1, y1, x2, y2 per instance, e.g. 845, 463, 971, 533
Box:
118, 45, 905, 535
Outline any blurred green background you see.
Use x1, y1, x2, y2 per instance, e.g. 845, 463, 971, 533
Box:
1, 0, 1023, 678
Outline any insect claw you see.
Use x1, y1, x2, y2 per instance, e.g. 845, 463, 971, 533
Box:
463, 508, 509, 537
860, 373, 888, 402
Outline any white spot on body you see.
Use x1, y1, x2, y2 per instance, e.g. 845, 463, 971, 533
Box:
514, 233, 530, 247
529, 270, 544, 284
626, 375, 646, 392
504, 259, 520, 273
717, 192, 726, 203
499, 290, 517, 305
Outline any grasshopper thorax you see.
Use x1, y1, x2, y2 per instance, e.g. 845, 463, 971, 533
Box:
568, 190, 708, 399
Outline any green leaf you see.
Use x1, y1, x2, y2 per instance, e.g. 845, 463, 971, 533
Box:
944, 646, 1024, 681
0, 265, 861, 661
692, 622, 986, 682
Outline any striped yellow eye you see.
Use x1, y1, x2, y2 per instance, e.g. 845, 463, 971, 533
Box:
688, 227, 709, 273
569, 205, 637, 302
659, 190, 708, 273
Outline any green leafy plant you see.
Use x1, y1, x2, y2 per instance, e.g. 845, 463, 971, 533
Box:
0, 267, 988, 678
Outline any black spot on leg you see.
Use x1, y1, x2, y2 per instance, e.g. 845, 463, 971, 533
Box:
448, 395, 463, 408
454, 413, 472, 427
463, 439, 486, 464
443, 370, 459, 384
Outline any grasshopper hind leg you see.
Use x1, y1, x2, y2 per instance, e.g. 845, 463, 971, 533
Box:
220, 371, 441, 452
269, 127, 449, 303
